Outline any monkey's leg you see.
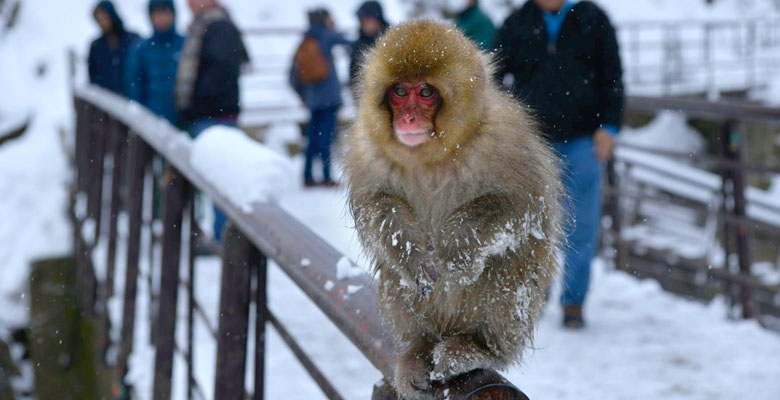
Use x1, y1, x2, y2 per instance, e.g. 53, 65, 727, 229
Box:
429, 334, 498, 382
393, 339, 435, 400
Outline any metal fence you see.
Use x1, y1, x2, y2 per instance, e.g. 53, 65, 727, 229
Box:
617, 18, 780, 96
71, 84, 529, 399
606, 96, 780, 325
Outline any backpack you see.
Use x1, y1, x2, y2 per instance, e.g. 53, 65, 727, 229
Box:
293, 36, 330, 84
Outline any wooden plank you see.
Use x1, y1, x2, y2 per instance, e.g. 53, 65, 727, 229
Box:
254, 255, 267, 400
214, 223, 256, 400
152, 168, 187, 400
117, 134, 149, 375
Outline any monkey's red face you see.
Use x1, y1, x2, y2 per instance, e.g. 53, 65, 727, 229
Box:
388, 82, 440, 147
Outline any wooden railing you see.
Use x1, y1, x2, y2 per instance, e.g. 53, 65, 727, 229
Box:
607, 95, 780, 325
71, 84, 530, 399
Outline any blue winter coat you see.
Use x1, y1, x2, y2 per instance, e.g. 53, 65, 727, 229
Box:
125, 26, 184, 124
88, 1, 139, 95
290, 24, 352, 111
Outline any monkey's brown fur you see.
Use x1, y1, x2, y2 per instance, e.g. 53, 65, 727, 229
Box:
342, 20, 564, 399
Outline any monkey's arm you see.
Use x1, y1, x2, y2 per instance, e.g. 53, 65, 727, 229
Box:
352, 193, 435, 288
436, 194, 535, 284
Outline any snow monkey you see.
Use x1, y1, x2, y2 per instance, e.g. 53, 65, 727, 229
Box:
342, 20, 564, 399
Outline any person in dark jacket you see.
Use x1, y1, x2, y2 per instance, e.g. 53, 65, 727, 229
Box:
125, 0, 184, 125
290, 8, 352, 187
444, 0, 496, 51
88, 0, 139, 94
175, 0, 248, 130
349, 1, 389, 92
175, 0, 249, 242
494, 0, 624, 329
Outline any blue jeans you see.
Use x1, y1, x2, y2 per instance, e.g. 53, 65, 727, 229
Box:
304, 106, 339, 183
554, 136, 603, 306
189, 116, 238, 242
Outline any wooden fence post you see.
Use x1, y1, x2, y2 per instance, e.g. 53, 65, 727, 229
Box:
254, 254, 268, 400
605, 159, 626, 270
187, 196, 196, 400
117, 133, 150, 380
105, 120, 127, 299
719, 120, 754, 318
152, 168, 188, 400
87, 109, 108, 243
215, 223, 264, 400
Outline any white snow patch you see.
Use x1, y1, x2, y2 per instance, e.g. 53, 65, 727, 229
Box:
190, 125, 295, 212
336, 256, 364, 280
299, 258, 311, 267
619, 111, 706, 156
324, 280, 335, 291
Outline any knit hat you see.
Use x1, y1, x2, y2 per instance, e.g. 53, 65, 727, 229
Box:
356, 1, 385, 23
307, 8, 330, 26
149, 0, 175, 14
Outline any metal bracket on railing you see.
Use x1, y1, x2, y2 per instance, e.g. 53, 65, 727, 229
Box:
372, 369, 530, 400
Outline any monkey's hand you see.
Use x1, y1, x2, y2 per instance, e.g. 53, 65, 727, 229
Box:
436, 194, 523, 285
430, 335, 497, 382
352, 193, 435, 288
394, 341, 434, 400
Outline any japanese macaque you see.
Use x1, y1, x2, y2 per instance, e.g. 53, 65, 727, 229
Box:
342, 21, 563, 399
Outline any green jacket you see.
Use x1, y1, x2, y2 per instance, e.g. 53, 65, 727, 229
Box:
455, 5, 496, 51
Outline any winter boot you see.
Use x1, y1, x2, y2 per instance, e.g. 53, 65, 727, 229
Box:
563, 305, 585, 329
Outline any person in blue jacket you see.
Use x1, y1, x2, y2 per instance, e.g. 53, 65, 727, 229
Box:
88, 0, 139, 94
125, 0, 184, 125
495, 0, 624, 329
290, 8, 352, 187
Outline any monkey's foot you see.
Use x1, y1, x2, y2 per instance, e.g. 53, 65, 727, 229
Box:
394, 348, 433, 400
429, 336, 496, 382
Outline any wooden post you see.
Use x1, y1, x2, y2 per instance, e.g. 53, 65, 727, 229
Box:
186, 193, 196, 400
718, 120, 754, 318
74, 99, 91, 193
214, 223, 260, 400
152, 168, 188, 400
254, 255, 268, 400
87, 109, 108, 243
105, 120, 127, 299
72, 100, 92, 310
606, 159, 626, 270
117, 134, 150, 376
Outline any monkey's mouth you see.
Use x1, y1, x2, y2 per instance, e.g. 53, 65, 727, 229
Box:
397, 131, 432, 147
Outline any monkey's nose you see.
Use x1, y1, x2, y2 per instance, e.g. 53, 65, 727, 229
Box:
403, 114, 415, 124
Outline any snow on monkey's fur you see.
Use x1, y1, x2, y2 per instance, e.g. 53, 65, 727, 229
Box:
341, 20, 564, 398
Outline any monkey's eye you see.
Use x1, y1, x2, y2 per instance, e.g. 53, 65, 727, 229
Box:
393, 85, 408, 97
418, 86, 436, 98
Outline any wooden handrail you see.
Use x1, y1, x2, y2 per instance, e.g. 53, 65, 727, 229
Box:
626, 95, 780, 125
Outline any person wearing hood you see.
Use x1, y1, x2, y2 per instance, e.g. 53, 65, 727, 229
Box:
125, 0, 184, 125
443, 0, 496, 51
88, 0, 140, 94
348, 1, 389, 91
289, 8, 352, 187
